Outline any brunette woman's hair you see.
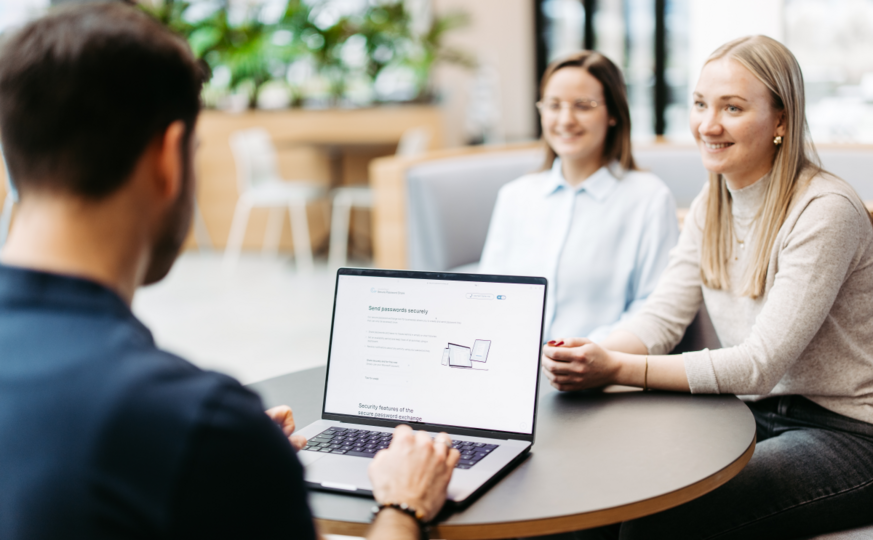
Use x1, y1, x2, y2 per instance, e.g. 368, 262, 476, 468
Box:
538, 51, 636, 172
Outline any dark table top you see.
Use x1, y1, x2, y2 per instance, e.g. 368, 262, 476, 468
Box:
249, 366, 756, 539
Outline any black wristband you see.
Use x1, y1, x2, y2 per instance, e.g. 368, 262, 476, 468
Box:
371, 502, 429, 540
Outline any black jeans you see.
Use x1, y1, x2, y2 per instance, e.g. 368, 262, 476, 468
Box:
576, 396, 873, 540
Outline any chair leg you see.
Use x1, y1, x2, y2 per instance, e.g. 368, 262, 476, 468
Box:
263, 206, 284, 256
288, 200, 314, 274
321, 198, 331, 232
192, 199, 213, 251
223, 199, 252, 275
328, 196, 352, 270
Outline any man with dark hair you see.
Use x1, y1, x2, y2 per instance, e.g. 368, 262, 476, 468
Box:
0, 4, 458, 539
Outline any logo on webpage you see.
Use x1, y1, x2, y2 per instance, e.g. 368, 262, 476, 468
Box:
370, 287, 404, 295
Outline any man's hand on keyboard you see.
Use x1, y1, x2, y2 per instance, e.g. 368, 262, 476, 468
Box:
368, 425, 461, 522
265, 405, 308, 451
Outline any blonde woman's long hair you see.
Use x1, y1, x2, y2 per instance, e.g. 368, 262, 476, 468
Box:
700, 35, 821, 299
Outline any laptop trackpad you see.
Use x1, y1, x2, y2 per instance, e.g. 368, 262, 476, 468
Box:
297, 450, 326, 467
305, 456, 374, 491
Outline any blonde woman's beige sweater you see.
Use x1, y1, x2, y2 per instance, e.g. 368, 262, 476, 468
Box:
618, 171, 873, 424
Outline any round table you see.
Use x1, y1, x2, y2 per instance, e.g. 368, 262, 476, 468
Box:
249, 367, 756, 539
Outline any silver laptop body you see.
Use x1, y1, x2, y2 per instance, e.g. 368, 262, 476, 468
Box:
296, 268, 547, 508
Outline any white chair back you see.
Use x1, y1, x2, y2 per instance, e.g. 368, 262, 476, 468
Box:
229, 128, 281, 194
395, 126, 432, 158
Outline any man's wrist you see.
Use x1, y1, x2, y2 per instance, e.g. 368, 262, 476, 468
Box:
372, 504, 428, 540
373, 501, 428, 522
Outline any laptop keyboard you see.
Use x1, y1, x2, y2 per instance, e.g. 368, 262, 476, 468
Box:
300, 427, 498, 469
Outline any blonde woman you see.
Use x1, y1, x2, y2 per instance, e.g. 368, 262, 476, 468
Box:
480, 51, 678, 343
545, 36, 873, 537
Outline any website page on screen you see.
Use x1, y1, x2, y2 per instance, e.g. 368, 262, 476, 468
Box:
324, 275, 546, 434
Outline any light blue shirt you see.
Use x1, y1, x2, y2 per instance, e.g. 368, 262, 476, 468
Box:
479, 159, 679, 342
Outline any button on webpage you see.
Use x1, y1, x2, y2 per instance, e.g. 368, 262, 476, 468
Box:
465, 293, 494, 300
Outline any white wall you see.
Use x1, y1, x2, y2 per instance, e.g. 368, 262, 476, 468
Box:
432, 0, 538, 146
688, 0, 785, 95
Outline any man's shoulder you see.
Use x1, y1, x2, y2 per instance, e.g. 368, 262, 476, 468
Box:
95, 347, 269, 481
107, 346, 253, 426
111, 344, 237, 400
47, 322, 249, 427
93, 345, 270, 469
0, 302, 282, 538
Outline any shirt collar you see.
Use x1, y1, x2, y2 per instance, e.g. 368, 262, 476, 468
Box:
541, 158, 620, 202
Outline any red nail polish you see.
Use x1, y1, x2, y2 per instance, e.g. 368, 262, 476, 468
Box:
555, 341, 564, 346
547, 340, 556, 345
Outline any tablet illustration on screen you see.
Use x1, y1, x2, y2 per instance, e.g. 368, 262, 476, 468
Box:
471, 339, 491, 363
448, 343, 472, 368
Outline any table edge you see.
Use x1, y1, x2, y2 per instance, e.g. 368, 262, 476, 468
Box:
315, 434, 757, 539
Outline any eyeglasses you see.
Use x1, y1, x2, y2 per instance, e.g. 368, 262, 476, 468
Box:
536, 99, 601, 117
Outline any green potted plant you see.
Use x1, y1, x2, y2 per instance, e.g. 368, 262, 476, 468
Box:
140, 0, 472, 109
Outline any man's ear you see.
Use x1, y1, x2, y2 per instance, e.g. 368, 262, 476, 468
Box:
155, 121, 186, 202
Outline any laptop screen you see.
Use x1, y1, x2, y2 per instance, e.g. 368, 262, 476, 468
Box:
323, 271, 546, 436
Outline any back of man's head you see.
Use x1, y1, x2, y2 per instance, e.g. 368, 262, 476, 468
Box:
0, 2, 203, 200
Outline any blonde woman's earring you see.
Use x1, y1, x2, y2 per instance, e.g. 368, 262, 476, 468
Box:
773, 136, 783, 146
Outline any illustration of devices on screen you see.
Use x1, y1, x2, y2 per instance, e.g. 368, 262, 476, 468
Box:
447, 343, 473, 369
441, 347, 449, 366
471, 339, 491, 363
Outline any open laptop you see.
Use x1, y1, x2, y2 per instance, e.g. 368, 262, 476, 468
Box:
295, 267, 547, 508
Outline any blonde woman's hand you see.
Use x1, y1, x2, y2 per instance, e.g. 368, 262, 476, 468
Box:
542, 337, 620, 391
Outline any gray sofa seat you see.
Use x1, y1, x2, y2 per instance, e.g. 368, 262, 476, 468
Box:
405, 149, 542, 270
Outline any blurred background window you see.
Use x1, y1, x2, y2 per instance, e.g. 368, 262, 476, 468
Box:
534, 0, 690, 141
4, 1, 873, 145
0, 0, 48, 33
786, 0, 873, 144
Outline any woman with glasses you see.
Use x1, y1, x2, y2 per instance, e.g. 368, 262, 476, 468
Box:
479, 51, 679, 343
547, 35, 873, 537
